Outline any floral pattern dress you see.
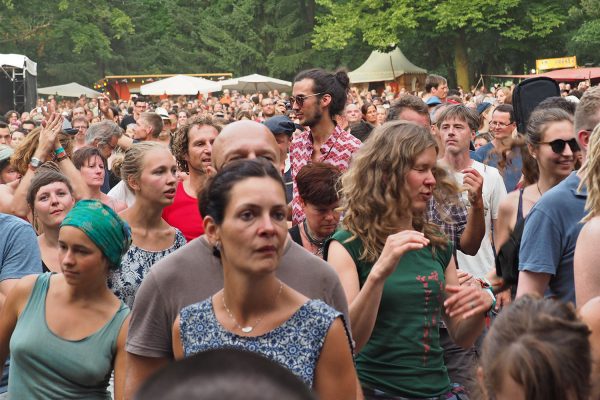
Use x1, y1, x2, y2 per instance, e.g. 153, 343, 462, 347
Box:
108, 229, 186, 308
179, 299, 348, 388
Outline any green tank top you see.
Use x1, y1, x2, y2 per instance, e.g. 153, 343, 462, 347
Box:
328, 230, 453, 398
8, 273, 129, 399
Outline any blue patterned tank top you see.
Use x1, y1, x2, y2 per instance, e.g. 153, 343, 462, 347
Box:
179, 298, 345, 387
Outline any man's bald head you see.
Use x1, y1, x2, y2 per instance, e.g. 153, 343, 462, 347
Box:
212, 120, 281, 171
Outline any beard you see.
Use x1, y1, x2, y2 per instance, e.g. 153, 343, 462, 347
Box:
302, 107, 323, 128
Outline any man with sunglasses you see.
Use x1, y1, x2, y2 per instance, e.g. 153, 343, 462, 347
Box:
472, 104, 523, 192
517, 87, 600, 306
20, 120, 35, 135
288, 68, 361, 225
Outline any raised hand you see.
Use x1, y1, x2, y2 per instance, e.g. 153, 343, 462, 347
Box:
461, 167, 484, 208
371, 231, 430, 281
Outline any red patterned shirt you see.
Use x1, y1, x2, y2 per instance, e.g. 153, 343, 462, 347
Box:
289, 125, 361, 225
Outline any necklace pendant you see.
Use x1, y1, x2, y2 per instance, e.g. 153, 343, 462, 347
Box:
241, 326, 253, 333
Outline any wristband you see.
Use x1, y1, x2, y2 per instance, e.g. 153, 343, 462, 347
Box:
56, 152, 68, 162
483, 287, 496, 312
54, 147, 65, 155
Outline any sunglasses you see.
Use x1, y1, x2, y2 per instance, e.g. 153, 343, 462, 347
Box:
539, 138, 580, 154
289, 92, 325, 108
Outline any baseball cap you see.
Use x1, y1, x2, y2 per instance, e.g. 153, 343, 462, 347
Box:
263, 116, 301, 137
0, 145, 14, 163
155, 107, 170, 120
426, 96, 442, 106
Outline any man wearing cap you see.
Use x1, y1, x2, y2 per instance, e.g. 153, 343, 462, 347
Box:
154, 108, 173, 147
162, 116, 220, 242
0, 146, 18, 185
264, 115, 297, 203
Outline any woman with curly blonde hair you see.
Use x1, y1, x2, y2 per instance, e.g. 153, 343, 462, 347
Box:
575, 124, 600, 306
326, 120, 494, 399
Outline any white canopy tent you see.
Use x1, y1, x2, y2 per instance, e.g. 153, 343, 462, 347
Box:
0, 54, 38, 113
38, 82, 101, 98
348, 48, 427, 83
220, 74, 291, 93
0, 54, 37, 76
140, 75, 222, 95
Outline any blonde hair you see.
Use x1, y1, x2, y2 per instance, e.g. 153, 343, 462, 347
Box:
340, 120, 450, 262
580, 124, 600, 222
11, 127, 74, 176
121, 142, 165, 191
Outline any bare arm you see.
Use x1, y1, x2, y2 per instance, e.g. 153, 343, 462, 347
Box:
516, 270, 551, 299
0, 279, 20, 310
575, 220, 600, 307
326, 231, 430, 352
113, 316, 130, 400
171, 315, 184, 360
313, 318, 357, 400
124, 353, 170, 400
494, 194, 517, 251
443, 257, 492, 348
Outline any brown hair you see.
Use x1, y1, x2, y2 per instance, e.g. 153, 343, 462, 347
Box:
139, 112, 163, 138
296, 163, 341, 207
340, 120, 449, 262
72, 146, 105, 170
171, 115, 222, 173
121, 142, 164, 191
11, 127, 74, 176
436, 104, 480, 133
386, 95, 429, 123
478, 295, 591, 400
26, 166, 74, 210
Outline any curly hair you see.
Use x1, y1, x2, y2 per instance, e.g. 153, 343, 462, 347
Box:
171, 115, 222, 173
10, 127, 74, 176
580, 123, 600, 222
340, 120, 450, 262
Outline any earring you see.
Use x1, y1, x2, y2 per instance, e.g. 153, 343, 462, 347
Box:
213, 241, 222, 258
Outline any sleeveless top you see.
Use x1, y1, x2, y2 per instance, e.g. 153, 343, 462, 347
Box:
108, 229, 186, 308
516, 188, 525, 225
9, 273, 130, 399
179, 298, 346, 388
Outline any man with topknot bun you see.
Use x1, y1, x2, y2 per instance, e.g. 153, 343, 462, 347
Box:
289, 68, 361, 225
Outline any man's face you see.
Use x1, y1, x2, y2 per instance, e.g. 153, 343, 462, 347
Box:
274, 134, 291, 162
134, 101, 148, 116
95, 135, 118, 159
344, 104, 361, 124
161, 119, 172, 134
490, 111, 514, 140
72, 120, 89, 142
291, 79, 324, 128
213, 123, 280, 171
396, 109, 431, 129
134, 118, 152, 141
0, 128, 11, 146
72, 107, 86, 119
21, 122, 35, 134
432, 82, 449, 100
439, 117, 472, 155
261, 99, 275, 117
186, 124, 218, 172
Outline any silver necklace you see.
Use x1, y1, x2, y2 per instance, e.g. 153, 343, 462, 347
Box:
222, 281, 284, 333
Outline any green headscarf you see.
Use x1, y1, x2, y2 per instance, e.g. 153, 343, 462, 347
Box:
61, 199, 132, 268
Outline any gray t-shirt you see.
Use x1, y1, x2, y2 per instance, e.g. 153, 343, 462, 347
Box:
126, 236, 350, 358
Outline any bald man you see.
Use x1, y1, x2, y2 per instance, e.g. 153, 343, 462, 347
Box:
212, 120, 281, 172
124, 120, 349, 398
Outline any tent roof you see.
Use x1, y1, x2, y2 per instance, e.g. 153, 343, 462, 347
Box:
38, 82, 100, 98
486, 67, 600, 82
348, 48, 427, 83
0, 54, 37, 76
220, 74, 291, 93
140, 75, 222, 95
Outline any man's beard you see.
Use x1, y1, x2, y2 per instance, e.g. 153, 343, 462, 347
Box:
303, 108, 322, 128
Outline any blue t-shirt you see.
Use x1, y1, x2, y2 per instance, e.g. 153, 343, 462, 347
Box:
518, 172, 586, 305
472, 142, 522, 192
0, 214, 43, 393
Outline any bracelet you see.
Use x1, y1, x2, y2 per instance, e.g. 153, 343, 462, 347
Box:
483, 287, 496, 312
56, 152, 68, 162
54, 147, 65, 155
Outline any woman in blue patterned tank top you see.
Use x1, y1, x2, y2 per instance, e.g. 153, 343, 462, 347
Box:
171, 159, 356, 399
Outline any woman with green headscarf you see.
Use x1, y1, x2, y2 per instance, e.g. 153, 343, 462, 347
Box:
0, 199, 132, 399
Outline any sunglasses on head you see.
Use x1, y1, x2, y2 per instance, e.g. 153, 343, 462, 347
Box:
289, 92, 325, 108
539, 138, 580, 154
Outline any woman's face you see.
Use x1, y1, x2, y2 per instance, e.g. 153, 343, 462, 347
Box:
209, 177, 288, 275
365, 106, 378, 124
10, 131, 25, 148
531, 120, 576, 180
474, 137, 489, 150
178, 112, 188, 126
80, 155, 105, 188
496, 90, 507, 105
59, 226, 109, 284
133, 148, 177, 206
34, 182, 75, 228
302, 201, 341, 238
405, 147, 437, 213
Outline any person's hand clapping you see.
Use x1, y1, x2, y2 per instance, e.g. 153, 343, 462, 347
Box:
34, 113, 63, 161
371, 231, 430, 281
444, 284, 493, 320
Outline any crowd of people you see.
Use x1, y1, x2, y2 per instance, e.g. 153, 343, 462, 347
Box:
0, 67, 599, 400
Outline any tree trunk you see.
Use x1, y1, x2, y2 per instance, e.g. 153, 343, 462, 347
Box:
454, 32, 470, 91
